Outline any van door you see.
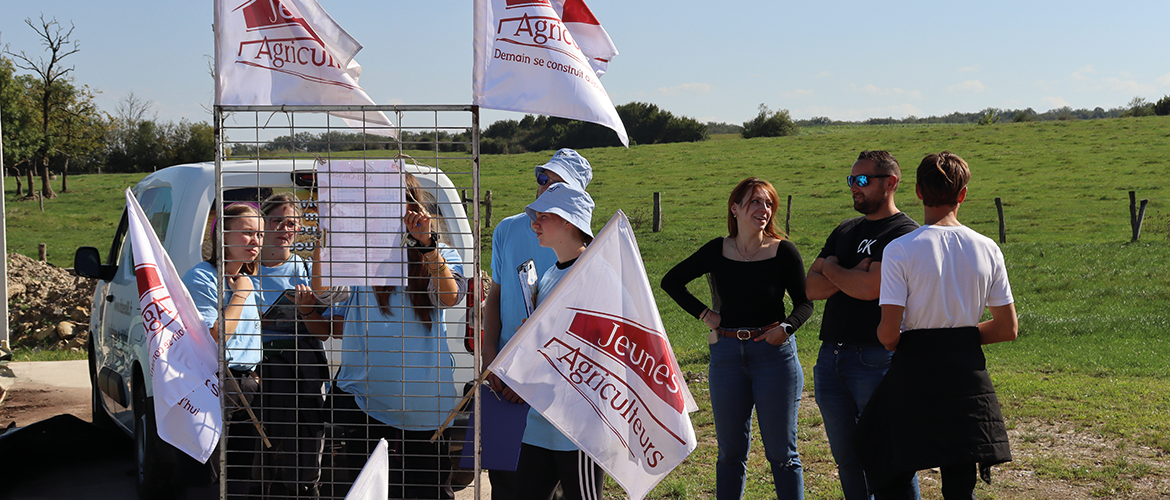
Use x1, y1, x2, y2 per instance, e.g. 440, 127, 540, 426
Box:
100, 186, 175, 425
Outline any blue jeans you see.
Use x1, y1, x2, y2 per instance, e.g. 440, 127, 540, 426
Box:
814, 343, 920, 500
709, 335, 804, 500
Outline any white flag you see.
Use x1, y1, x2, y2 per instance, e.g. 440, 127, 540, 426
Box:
345, 438, 389, 500
488, 211, 697, 500
473, 0, 629, 147
126, 189, 223, 463
215, 0, 395, 136
551, 0, 619, 77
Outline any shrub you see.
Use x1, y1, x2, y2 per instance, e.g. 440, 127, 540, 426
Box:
1122, 96, 1154, 117
742, 104, 798, 138
1012, 110, 1036, 122
978, 109, 1001, 125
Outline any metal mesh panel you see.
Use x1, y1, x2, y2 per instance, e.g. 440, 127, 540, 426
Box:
211, 105, 482, 499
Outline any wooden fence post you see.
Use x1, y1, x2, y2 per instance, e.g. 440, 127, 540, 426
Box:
652, 192, 662, 232
1130, 191, 1148, 242
461, 189, 494, 227
38, 243, 47, 262
484, 190, 493, 228
785, 195, 792, 236
995, 197, 1006, 244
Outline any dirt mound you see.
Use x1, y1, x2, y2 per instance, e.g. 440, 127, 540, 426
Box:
6, 253, 96, 351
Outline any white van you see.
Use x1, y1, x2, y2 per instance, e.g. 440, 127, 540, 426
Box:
73, 159, 478, 498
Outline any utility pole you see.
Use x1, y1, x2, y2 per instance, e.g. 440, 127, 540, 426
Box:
0, 105, 9, 349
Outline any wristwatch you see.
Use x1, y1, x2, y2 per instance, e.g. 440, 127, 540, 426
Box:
779, 322, 793, 335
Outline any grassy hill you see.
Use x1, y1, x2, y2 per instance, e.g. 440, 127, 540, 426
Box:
6, 115, 1169, 498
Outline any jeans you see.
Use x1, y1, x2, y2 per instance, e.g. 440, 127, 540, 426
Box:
708, 335, 803, 500
814, 343, 919, 500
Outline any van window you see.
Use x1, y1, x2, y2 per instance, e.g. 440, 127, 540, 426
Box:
138, 187, 174, 245
106, 187, 174, 279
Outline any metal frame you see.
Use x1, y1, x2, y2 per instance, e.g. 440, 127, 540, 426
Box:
213, 103, 483, 499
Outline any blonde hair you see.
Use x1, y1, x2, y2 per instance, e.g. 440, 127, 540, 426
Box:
207, 203, 260, 275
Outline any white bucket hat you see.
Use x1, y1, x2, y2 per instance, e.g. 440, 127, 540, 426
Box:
525, 182, 595, 238
535, 149, 592, 190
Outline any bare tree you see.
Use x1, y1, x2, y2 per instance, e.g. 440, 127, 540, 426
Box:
6, 15, 82, 200
115, 91, 155, 127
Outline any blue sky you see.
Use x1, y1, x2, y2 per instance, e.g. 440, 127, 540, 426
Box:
2, 0, 1168, 127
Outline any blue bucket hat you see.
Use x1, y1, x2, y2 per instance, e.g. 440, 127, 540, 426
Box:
535, 148, 592, 191
525, 182, 595, 238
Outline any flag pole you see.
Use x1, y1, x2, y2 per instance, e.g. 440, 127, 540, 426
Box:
226, 376, 273, 448
430, 368, 492, 442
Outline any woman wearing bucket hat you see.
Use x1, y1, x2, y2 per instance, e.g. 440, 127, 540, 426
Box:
511, 181, 607, 500
661, 177, 814, 500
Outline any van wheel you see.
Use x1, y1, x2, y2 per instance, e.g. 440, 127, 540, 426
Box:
88, 337, 119, 431
133, 375, 174, 499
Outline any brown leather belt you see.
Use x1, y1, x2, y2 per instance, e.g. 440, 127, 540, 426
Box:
717, 322, 781, 340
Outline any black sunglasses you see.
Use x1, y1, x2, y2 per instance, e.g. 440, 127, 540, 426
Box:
536, 172, 552, 186
846, 174, 891, 188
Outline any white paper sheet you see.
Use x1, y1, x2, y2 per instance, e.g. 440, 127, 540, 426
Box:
319, 160, 407, 286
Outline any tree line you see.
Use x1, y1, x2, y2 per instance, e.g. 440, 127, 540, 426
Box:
795, 96, 1170, 128
480, 101, 708, 152
229, 101, 712, 156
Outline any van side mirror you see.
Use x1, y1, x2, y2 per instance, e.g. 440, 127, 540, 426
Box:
74, 247, 117, 281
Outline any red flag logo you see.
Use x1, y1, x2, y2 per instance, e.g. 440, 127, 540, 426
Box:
136, 263, 165, 301
237, 0, 326, 47
565, 310, 686, 414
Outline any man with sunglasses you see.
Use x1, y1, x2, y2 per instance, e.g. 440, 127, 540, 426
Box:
481, 148, 593, 499
806, 150, 921, 500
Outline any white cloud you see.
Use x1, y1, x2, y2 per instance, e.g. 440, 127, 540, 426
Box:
780, 89, 813, 98
957, 64, 979, 73
850, 84, 923, 99
1071, 65, 1095, 81
1101, 77, 1155, 95
1042, 96, 1070, 108
947, 80, 987, 93
1156, 73, 1170, 86
655, 83, 713, 97
814, 71, 832, 79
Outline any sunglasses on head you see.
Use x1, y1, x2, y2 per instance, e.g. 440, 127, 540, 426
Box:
536, 172, 552, 186
846, 174, 891, 188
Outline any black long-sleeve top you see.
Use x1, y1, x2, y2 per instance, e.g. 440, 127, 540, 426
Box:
661, 237, 813, 331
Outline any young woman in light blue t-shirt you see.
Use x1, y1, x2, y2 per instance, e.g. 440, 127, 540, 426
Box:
513, 182, 606, 500
325, 173, 467, 499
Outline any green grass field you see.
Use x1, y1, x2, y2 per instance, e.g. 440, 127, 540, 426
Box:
7, 116, 1170, 498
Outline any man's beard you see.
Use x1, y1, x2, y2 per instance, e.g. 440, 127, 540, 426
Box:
854, 195, 882, 215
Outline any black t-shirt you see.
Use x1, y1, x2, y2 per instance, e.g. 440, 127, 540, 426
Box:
817, 212, 920, 345
661, 237, 813, 331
